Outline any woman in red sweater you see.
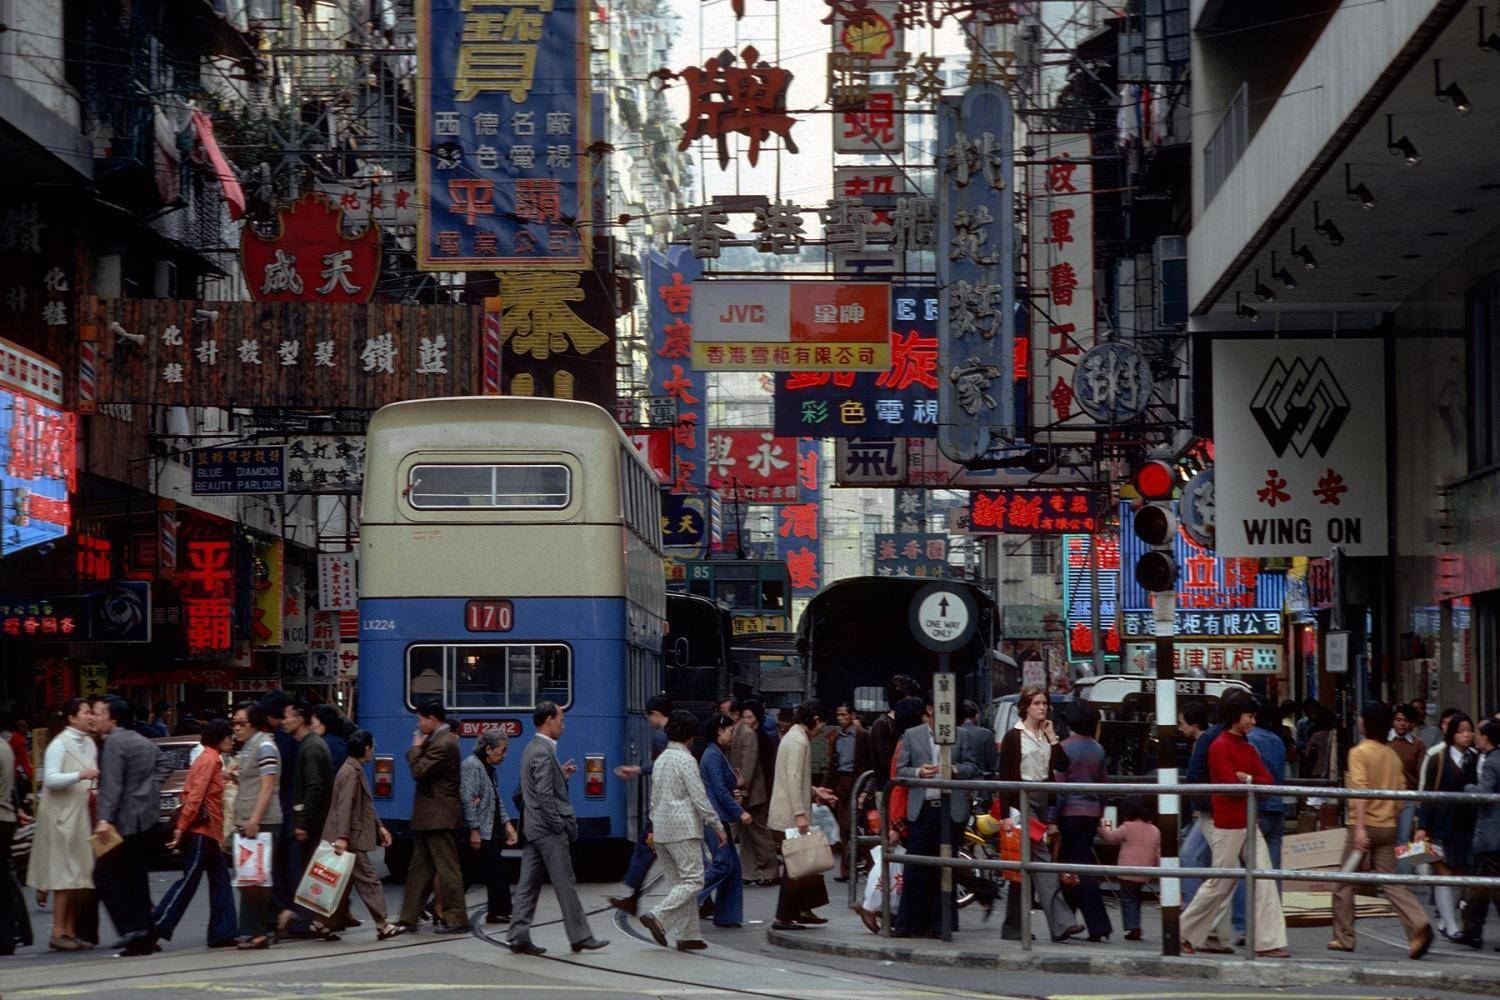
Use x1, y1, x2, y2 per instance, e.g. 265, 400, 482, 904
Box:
150, 720, 240, 949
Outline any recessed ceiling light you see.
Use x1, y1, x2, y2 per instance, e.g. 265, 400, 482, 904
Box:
1356, 292, 1375, 298
1426, 230, 1450, 236
1376, 274, 1397, 281
1453, 207, 1477, 215
1400, 253, 1423, 260
1480, 183, 1500, 191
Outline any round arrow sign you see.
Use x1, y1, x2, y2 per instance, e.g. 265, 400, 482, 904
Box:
909, 582, 979, 653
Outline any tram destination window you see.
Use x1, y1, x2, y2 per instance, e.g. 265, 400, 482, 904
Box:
406, 464, 570, 510
405, 643, 571, 711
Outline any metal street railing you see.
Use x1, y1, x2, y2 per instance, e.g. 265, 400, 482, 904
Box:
854, 776, 1500, 961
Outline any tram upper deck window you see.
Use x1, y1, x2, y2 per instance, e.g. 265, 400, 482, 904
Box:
405, 643, 571, 711
407, 464, 570, 510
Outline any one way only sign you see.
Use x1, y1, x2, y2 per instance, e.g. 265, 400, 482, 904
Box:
910, 582, 978, 653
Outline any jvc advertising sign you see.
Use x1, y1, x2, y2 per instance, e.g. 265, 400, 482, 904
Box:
1212, 339, 1387, 556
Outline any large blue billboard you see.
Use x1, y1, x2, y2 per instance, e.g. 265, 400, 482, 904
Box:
417, 0, 590, 269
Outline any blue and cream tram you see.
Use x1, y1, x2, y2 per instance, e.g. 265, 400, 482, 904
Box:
358, 397, 664, 874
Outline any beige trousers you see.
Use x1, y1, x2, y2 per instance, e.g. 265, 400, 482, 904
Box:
1180, 824, 1287, 952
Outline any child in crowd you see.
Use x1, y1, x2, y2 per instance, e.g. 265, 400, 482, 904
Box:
1099, 796, 1162, 941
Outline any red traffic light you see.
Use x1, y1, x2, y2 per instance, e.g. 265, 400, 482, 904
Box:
1132, 460, 1175, 501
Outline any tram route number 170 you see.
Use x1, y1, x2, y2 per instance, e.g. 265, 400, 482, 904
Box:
465, 599, 515, 632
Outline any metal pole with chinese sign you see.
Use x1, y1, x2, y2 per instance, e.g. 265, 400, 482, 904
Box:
910, 583, 976, 944
1153, 590, 1180, 956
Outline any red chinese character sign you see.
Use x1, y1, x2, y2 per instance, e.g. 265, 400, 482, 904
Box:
1028, 132, 1095, 440
180, 520, 235, 656
967, 489, 1099, 535
664, 45, 798, 171
0, 338, 74, 557
241, 194, 380, 303
1061, 533, 1120, 664
776, 439, 822, 597
648, 249, 708, 500
707, 429, 800, 504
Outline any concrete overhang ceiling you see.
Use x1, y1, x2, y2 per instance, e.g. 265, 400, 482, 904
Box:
1202, 2, 1500, 328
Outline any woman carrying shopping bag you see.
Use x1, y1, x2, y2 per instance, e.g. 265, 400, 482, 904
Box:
231, 702, 282, 950
325, 730, 407, 940
768, 699, 839, 932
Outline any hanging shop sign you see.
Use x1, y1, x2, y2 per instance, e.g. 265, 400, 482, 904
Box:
309, 610, 339, 654
181, 521, 235, 656
416, 0, 591, 268
1028, 132, 1096, 441
1179, 468, 1215, 548
1125, 643, 1284, 676
282, 571, 308, 655
494, 250, 618, 408
190, 446, 286, 495
1212, 338, 1388, 557
894, 487, 928, 533
936, 84, 1016, 462
707, 429, 801, 504
314, 178, 419, 229
967, 489, 1100, 535
1061, 533, 1121, 664
690, 281, 890, 372
670, 45, 798, 171
829, 0, 901, 69
87, 297, 481, 408
648, 250, 708, 497
627, 429, 673, 483
0, 582, 151, 643
834, 85, 903, 155
317, 552, 357, 612
775, 439, 822, 596
873, 531, 948, 578
250, 539, 284, 648
1071, 342, 1152, 423
646, 396, 679, 428
833, 437, 1093, 488
1119, 501, 1285, 640
773, 287, 938, 438
259, 434, 366, 495
0, 338, 74, 558
241, 194, 380, 304
661, 490, 712, 548
833, 166, 910, 241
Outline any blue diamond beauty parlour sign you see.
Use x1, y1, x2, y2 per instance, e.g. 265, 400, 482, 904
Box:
1212, 339, 1386, 557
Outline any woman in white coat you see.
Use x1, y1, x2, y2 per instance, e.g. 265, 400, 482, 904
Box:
26, 698, 100, 950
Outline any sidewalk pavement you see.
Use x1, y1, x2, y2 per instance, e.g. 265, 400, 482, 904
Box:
765, 885, 1500, 996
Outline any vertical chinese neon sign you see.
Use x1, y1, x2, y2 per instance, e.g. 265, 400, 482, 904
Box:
182, 523, 234, 655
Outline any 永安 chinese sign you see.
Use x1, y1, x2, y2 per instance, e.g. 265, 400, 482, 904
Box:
776, 439, 822, 596
937, 84, 1015, 462
181, 522, 234, 655
968, 489, 1099, 535
1118, 502, 1286, 640
88, 297, 480, 408
648, 249, 707, 496
873, 531, 947, 578
1029, 133, 1096, 439
1062, 533, 1121, 663
318, 552, 357, 612
416, 0, 591, 268
1212, 339, 1388, 557
690, 281, 891, 371
0, 338, 74, 557
707, 429, 800, 504
773, 287, 938, 438
190, 446, 287, 495
241, 194, 380, 304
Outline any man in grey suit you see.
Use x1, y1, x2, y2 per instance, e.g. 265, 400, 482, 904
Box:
892, 698, 978, 938
507, 701, 608, 956
958, 700, 999, 778
93, 697, 169, 955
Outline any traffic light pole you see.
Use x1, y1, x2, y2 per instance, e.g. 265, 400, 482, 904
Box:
1154, 592, 1179, 956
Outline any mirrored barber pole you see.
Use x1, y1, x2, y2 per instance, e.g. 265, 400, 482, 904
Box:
936, 84, 1016, 463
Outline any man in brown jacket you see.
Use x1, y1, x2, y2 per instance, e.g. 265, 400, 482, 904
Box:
732, 699, 777, 883
397, 701, 468, 933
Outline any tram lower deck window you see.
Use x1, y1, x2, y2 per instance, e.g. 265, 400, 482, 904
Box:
406, 464, 570, 509
406, 643, 571, 711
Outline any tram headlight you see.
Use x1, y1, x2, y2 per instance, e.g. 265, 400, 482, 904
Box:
584, 754, 605, 799
374, 754, 395, 798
